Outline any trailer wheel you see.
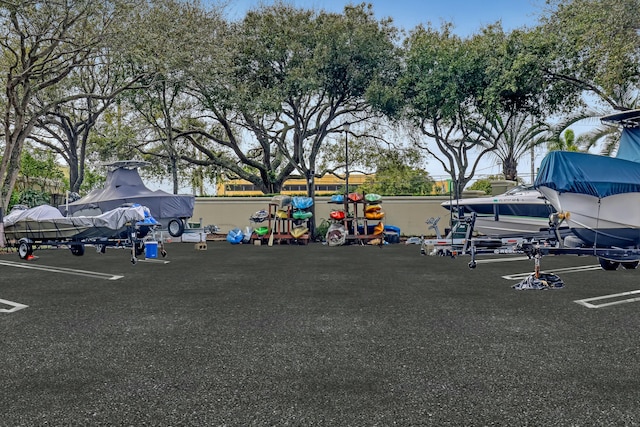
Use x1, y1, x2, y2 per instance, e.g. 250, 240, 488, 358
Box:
622, 261, 639, 270
70, 244, 85, 256
167, 218, 185, 237
18, 241, 33, 259
598, 258, 620, 271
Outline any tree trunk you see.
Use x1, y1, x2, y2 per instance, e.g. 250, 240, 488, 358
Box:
502, 157, 518, 181
0, 125, 29, 210
306, 169, 316, 239
171, 155, 179, 194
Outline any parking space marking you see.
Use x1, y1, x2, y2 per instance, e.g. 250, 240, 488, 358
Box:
502, 264, 601, 280
138, 258, 171, 264
0, 260, 123, 280
575, 290, 640, 309
0, 298, 28, 313
475, 256, 531, 264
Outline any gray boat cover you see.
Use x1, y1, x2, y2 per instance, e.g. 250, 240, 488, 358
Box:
4, 204, 148, 240
59, 167, 194, 220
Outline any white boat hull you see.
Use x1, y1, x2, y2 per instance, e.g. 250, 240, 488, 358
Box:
441, 185, 557, 236
472, 214, 554, 236
538, 186, 640, 247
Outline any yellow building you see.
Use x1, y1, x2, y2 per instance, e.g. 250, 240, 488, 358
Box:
432, 179, 453, 195
217, 175, 452, 196
217, 174, 370, 196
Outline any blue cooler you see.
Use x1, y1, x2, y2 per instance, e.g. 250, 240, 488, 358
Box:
145, 241, 158, 258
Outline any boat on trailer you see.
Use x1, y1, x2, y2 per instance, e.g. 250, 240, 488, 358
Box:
59, 160, 194, 237
535, 109, 640, 249
2, 204, 163, 263
459, 109, 640, 276
441, 185, 560, 236
3, 204, 148, 241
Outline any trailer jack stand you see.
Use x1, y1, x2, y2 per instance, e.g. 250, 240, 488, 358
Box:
513, 253, 564, 290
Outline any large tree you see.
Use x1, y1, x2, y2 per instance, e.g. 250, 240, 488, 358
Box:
390, 24, 550, 198
0, 0, 134, 210
181, 3, 400, 198
27, 54, 147, 193
539, 0, 640, 111
119, 0, 223, 194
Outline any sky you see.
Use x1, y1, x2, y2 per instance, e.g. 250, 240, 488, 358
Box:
223, 0, 545, 36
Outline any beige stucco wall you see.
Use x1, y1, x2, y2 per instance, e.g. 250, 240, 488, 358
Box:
192, 196, 454, 237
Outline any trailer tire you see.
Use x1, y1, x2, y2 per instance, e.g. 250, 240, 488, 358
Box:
70, 244, 85, 256
598, 258, 619, 271
168, 218, 185, 237
18, 241, 33, 259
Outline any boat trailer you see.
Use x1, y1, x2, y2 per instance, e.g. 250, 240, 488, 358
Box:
423, 212, 640, 288
13, 230, 167, 265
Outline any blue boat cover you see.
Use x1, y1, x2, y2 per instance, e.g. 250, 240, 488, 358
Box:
615, 128, 640, 162
534, 150, 640, 198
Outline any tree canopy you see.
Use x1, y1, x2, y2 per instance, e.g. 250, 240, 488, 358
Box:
387, 24, 552, 197
1, 0, 640, 209
178, 2, 400, 200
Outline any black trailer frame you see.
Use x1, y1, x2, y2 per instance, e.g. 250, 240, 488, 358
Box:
427, 213, 640, 285
10, 223, 167, 265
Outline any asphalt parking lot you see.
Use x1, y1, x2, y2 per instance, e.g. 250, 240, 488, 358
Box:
2, 241, 640, 426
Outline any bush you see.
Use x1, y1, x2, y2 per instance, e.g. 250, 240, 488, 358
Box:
468, 179, 492, 195
9, 189, 51, 210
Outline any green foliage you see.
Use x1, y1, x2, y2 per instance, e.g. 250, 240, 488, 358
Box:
358, 150, 434, 195
389, 23, 554, 199
2, 150, 66, 209
11, 189, 51, 208
314, 219, 331, 242
478, 114, 551, 181
79, 169, 106, 194
468, 179, 493, 195
0, 0, 136, 209
547, 129, 581, 152
189, 2, 401, 195
20, 150, 64, 183
467, 175, 525, 195
539, 0, 640, 110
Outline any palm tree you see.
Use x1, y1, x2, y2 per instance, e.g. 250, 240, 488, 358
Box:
549, 84, 640, 156
547, 128, 581, 152
546, 109, 605, 154
476, 114, 552, 181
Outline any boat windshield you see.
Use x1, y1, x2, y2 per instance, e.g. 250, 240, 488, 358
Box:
504, 185, 535, 195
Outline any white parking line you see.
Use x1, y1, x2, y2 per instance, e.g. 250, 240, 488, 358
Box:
502, 265, 601, 280
575, 290, 640, 309
0, 298, 28, 313
475, 256, 531, 264
138, 258, 170, 264
0, 260, 123, 280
